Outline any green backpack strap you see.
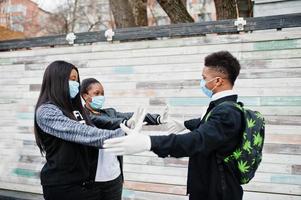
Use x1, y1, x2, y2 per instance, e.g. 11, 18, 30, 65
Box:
204, 101, 244, 190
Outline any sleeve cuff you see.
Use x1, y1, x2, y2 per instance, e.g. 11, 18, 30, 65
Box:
156, 116, 161, 124
122, 119, 128, 127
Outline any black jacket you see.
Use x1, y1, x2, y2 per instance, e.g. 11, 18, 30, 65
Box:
88, 108, 160, 130
150, 95, 244, 200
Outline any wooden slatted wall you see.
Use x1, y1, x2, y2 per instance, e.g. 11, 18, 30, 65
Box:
0, 28, 300, 199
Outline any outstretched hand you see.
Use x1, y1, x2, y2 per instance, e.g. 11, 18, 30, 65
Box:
158, 105, 169, 124
103, 123, 151, 155
166, 118, 187, 134
126, 107, 147, 129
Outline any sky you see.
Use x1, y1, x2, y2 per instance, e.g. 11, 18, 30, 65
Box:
32, 0, 67, 12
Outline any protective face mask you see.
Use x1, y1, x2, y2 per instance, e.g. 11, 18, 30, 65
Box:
90, 95, 105, 110
69, 80, 79, 99
200, 78, 217, 98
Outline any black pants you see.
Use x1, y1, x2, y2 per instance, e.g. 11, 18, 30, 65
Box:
43, 175, 123, 200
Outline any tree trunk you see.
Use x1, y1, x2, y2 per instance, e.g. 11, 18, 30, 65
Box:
181, 0, 187, 8
236, 0, 253, 18
157, 0, 194, 24
214, 0, 253, 20
109, 0, 137, 28
71, 0, 78, 32
129, 0, 148, 27
214, 0, 237, 20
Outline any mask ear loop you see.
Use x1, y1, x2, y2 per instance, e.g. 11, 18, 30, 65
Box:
209, 77, 221, 93
83, 94, 92, 103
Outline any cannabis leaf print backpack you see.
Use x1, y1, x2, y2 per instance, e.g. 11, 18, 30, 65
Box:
206, 101, 265, 184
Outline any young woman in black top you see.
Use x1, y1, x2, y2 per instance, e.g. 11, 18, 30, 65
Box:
34, 61, 124, 200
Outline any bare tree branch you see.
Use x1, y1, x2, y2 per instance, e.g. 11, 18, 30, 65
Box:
149, 5, 158, 26
157, 0, 194, 24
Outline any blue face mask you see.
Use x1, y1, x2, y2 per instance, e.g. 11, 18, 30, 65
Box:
69, 80, 79, 99
90, 95, 105, 110
200, 78, 216, 98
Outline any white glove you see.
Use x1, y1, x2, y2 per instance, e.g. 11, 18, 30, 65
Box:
166, 118, 186, 134
125, 107, 147, 129
158, 105, 169, 124
103, 123, 151, 155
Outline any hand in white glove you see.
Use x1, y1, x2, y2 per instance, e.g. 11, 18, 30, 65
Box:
126, 107, 147, 129
158, 105, 169, 124
166, 118, 187, 134
103, 123, 151, 155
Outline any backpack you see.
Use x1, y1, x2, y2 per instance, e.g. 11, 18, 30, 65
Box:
205, 101, 265, 184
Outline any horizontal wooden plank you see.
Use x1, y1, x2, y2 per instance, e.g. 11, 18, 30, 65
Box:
124, 172, 186, 185
0, 189, 43, 200
123, 189, 301, 200
254, 0, 301, 17
1, 185, 299, 200
0, 175, 39, 186
244, 182, 301, 196
266, 116, 301, 126
124, 181, 186, 195
124, 164, 187, 177
265, 125, 301, 135
263, 143, 301, 155
265, 134, 301, 144
122, 189, 188, 200
0, 183, 42, 195
244, 191, 301, 200
124, 155, 188, 168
